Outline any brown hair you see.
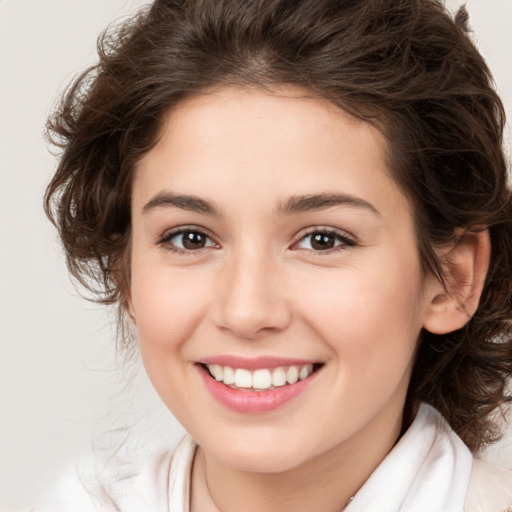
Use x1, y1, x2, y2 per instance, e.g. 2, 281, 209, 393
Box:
45, 0, 512, 452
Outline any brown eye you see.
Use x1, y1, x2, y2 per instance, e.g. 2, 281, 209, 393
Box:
294, 229, 355, 252
310, 233, 336, 250
161, 229, 216, 252
182, 231, 207, 250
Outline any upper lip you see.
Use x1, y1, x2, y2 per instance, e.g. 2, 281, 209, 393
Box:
198, 355, 320, 370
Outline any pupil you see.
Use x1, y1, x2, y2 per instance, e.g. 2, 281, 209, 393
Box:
183, 232, 206, 249
311, 233, 334, 250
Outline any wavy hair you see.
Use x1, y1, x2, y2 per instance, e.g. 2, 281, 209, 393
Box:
45, 0, 512, 452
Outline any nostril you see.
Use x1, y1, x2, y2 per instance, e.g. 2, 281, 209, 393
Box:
213, 301, 293, 340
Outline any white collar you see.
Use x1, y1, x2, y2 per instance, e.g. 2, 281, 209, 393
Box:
168, 404, 473, 512
345, 403, 472, 512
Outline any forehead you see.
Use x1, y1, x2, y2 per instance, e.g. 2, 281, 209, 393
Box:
133, 86, 409, 219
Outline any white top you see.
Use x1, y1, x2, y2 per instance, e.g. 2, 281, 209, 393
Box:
34, 404, 512, 512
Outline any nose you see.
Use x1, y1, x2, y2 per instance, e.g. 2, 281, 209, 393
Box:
212, 248, 292, 340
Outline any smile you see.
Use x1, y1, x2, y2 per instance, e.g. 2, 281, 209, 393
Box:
205, 364, 315, 391
197, 359, 323, 413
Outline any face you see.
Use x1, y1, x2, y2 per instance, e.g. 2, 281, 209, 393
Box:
128, 87, 436, 473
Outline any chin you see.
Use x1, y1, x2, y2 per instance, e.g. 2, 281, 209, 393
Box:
222, 448, 306, 474
199, 427, 320, 474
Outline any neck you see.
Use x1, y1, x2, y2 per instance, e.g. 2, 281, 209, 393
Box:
191, 407, 404, 512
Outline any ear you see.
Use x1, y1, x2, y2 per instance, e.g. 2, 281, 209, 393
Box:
422, 229, 490, 335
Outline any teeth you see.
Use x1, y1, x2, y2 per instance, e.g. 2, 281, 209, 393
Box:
253, 369, 272, 389
286, 365, 299, 384
205, 363, 316, 390
234, 368, 252, 388
299, 365, 313, 380
272, 367, 287, 387
211, 364, 223, 381
223, 366, 235, 385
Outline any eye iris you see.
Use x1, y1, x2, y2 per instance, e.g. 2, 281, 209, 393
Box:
182, 231, 206, 250
311, 233, 335, 250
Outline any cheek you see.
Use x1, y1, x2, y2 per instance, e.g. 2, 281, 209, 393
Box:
295, 254, 425, 369
297, 261, 424, 428
127, 258, 214, 416
129, 265, 209, 416
130, 257, 208, 347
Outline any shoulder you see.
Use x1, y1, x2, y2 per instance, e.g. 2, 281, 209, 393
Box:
465, 458, 512, 512
32, 438, 194, 512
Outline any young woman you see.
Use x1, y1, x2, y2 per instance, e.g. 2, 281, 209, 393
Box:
39, 0, 512, 510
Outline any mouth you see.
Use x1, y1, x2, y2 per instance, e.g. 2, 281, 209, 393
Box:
198, 362, 323, 391
196, 356, 324, 412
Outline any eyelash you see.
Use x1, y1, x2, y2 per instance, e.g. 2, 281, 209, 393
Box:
157, 227, 356, 255
157, 227, 218, 255
291, 228, 356, 254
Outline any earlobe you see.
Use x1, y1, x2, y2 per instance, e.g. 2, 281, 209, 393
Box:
422, 229, 490, 335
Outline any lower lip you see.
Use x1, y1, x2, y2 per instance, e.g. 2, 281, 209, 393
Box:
197, 365, 318, 413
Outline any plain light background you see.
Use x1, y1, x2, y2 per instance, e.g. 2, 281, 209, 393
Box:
0, 1, 511, 510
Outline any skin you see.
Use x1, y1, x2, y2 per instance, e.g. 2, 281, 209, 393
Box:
127, 87, 480, 512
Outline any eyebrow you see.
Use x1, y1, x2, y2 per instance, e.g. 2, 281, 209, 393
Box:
142, 191, 379, 217
142, 193, 219, 215
277, 193, 380, 216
